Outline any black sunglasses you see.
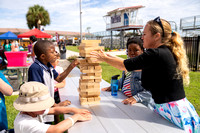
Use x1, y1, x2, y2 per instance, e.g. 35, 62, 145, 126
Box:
154, 16, 164, 37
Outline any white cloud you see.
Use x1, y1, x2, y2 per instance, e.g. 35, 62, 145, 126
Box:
0, 0, 199, 33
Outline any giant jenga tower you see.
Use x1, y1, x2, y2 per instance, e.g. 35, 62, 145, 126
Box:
78, 40, 104, 105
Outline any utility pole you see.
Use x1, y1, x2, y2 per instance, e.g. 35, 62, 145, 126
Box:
79, 0, 82, 43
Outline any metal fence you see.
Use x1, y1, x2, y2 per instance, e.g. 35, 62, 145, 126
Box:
183, 36, 200, 71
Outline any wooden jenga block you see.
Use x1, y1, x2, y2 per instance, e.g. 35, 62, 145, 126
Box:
95, 66, 101, 70
79, 84, 87, 90
95, 72, 101, 76
79, 59, 87, 64
87, 66, 94, 71
87, 97, 95, 102
86, 57, 102, 63
80, 66, 88, 71
81, 69, 102, 73
80, 100, 100, 105
94, 96, 101, 101
79, 96, 87, 103
80, 96, 101, 105
80, 91, 100, 97
87, 84, 100, 89
87, 91, 100, 96
94, 84, 100, 88
87, 84, 94, 88
81, 40, 101, 47
79, 46, 104, 51
79, 62, 99, 67
79, 45, 104, 57
81, 75, 102, 80
95, 79, 102, 82
79, 82, 99, 86
79, 92, 87, 97
87, 73, 95, 76
79, 88, 99, 93
80, 79, 95, 83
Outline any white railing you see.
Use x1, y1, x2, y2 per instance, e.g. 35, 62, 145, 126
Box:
106, 18, 143, 30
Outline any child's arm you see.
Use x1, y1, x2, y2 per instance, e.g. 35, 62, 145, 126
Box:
0, 78, 13, 96
122, 97, 137, 105
121, 90, 153, 105
55, 59, 79, 83
46, 113, 92, 133
101, 86, 111, 91
48, 106, 91, 115
55, 79, 66, 88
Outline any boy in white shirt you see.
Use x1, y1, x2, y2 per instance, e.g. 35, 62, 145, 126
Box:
14, 82, 92, 133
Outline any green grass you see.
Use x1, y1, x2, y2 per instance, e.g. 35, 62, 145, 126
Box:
184, 72, 200, 115
100, 55, 127, 83
66, 46, 79, 52
5, 95, 19, 129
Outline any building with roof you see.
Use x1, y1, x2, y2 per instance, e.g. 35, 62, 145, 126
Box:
0, 28, 85, 37
0, 28, 89, 46
103, 5, 144, 49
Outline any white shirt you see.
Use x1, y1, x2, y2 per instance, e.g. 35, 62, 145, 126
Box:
14, 109, 50, 133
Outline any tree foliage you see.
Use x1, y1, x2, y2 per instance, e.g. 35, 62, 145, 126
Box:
26, 4, 50, 29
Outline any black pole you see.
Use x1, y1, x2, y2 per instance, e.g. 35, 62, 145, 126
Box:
195, 36, 200, 71
111, 31, 113, 50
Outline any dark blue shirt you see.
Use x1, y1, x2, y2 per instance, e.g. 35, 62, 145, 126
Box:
28, 59, 58, 97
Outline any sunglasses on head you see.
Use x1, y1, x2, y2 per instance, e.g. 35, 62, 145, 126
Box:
154, 16, 164, 37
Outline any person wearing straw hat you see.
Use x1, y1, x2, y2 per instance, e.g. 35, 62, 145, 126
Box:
14, 82, 92, 133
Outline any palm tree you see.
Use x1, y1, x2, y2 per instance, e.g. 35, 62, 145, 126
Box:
26, 4, 50, 29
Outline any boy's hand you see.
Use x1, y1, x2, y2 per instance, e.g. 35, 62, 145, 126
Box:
70, 59, 79, 68
77, 113, 92, 122
101, 86, 111, 91
73, 108, 91, 114
122, 97, 137, 105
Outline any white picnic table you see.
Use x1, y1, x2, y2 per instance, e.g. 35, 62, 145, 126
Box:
6, 65, 30, 90
59, 67, 185, 133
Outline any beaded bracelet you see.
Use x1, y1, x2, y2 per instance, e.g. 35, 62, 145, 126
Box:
68, 117, 75, 126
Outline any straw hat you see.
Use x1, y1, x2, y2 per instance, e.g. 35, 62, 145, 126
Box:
13, 82, 55, 112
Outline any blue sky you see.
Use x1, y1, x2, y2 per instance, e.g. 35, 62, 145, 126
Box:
0, 0, 199, 33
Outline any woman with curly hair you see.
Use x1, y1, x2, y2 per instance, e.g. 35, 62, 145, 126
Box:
91, 17, 200, 132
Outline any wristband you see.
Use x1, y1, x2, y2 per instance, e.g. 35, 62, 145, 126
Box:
68, 117, 75, 126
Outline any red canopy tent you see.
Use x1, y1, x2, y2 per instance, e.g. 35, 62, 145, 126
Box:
18, 28, 52, 38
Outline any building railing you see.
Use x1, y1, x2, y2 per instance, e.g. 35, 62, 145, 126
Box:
180, 15, 200, 30
106, 19, 143, 29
